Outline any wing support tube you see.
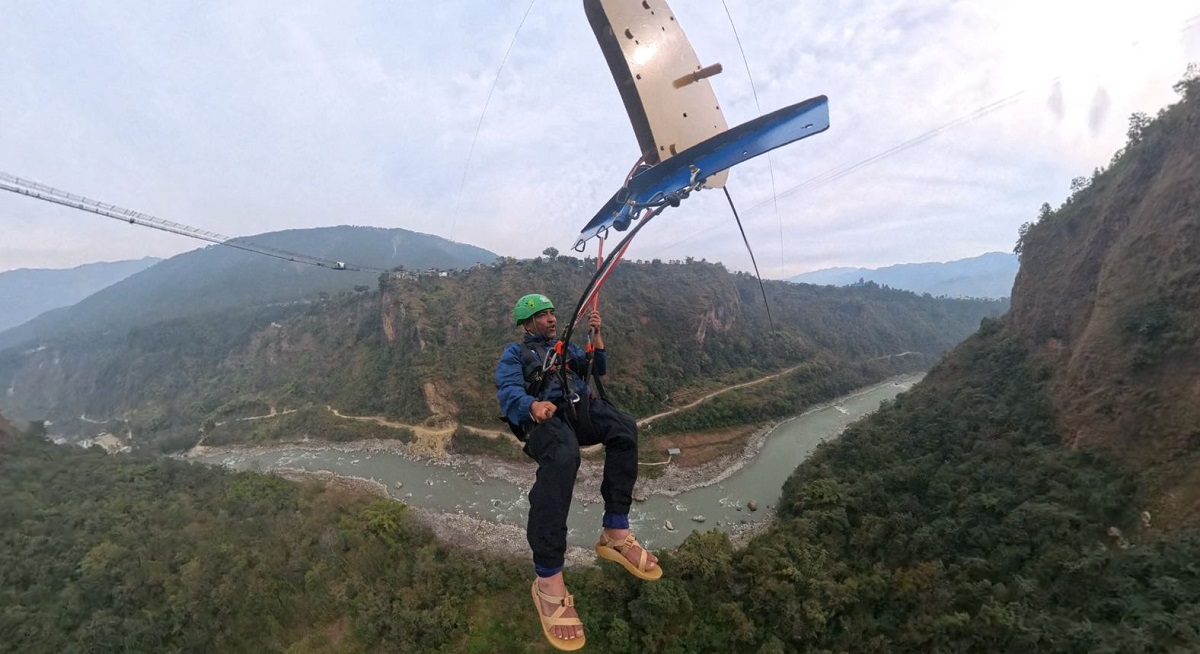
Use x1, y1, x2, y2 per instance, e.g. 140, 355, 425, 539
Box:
574, 94, 830, 249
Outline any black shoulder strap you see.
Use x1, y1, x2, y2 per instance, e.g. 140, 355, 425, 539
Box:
521, 342, 549, 399
499, 342, 545, 441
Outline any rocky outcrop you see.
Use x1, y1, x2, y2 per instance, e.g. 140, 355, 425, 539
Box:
421, 381, 460, 418
695, 288, 741, 348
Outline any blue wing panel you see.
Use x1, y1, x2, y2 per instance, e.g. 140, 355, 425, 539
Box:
575, 94, 830, 249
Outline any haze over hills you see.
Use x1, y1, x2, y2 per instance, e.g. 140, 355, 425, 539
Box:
790, 251, 1019, 298
0, 257, 160, 333
0, 226, 498, 351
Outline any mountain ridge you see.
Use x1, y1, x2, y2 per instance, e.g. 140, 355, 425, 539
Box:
791, 251, 1018, 298
0, 225, 498, 351
0, 257, 161, 333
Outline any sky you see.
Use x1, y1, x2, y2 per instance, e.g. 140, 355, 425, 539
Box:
1, 1, 1198, 278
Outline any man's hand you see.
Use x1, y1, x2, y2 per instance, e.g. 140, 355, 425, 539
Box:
530, 400, 557, 423
588, 311, 605, 349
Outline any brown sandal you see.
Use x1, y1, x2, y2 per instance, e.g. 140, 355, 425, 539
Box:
531, 580, 586, 651
595, 532, 662, 581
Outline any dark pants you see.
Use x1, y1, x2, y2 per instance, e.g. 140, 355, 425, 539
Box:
523, 395, 639, 572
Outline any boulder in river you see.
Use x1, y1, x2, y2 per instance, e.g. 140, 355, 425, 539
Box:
633, 492, 648, 502
691, 515, 706, 523
664, 520, 676, 531
394, 481, 404, 489
748, 500, 758, 512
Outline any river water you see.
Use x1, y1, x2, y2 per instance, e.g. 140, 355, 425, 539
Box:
195, 376, 918, 550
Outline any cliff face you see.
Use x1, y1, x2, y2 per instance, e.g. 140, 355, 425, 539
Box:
0, 412, 14, 449
1009, 83, 1200, 527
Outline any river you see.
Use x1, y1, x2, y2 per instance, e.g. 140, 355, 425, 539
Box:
193, 375, 919, 550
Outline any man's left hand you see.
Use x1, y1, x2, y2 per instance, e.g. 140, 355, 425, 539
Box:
587, 311, 602, 334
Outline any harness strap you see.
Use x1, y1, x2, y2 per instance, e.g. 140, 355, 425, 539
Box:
506, 338, 608, 439
551, 341, 581, 421
524, 340, 582, 401
584, 333, 608, 401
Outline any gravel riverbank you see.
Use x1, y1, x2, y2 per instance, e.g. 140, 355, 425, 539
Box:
186, 374, 917, 562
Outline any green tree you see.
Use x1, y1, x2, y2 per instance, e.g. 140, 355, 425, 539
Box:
1126, 111, 1151, 144
1173, 62, 1199, 99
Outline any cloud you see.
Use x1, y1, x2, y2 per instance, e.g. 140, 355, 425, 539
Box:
1089, 87, 1112, 136
1047, 80, 1065, 120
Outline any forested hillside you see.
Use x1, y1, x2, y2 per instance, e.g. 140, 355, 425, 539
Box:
0, 256, 1003, 451
0, 428, 536, 653
577, 321, 1200, 652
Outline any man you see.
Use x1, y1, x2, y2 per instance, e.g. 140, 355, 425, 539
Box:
496, 293, 660, 650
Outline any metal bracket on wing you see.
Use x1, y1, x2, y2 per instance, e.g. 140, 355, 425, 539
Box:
573, 224, 611, 253
573, 94, 830, 250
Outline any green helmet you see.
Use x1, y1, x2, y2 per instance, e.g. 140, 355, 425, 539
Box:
513, 293, 554, 325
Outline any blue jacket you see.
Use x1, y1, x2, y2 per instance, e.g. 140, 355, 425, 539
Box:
496, 332, 607, 429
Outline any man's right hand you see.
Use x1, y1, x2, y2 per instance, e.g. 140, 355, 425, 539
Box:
530, 401, 557, 423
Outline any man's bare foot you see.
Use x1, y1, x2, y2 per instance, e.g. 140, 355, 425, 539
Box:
603, 528, 659, 571
536, 573, 584, 642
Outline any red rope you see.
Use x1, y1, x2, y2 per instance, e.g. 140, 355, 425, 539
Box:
575, 237, 630, 327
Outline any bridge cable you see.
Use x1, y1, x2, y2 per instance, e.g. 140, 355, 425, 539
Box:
0, 172, 387, 273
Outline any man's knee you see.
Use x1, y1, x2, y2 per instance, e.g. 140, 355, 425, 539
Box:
593, 401, 636, 435
604, 419, 638, 450
534, 432, 581, 469
618, 412, 638, 438
524, 419, 580, 465
609, 408, 638, 443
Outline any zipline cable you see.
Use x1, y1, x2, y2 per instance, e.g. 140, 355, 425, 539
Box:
719, 1, 780, 326
0, 173, 388, 273
720, 0, 786, 279
741, 15, 1200, 218
724, 187, 774, 330
647, 87, 1027, 260
745, 89, 1028, 215
450, 0, 538, 240
655, 12, 1200, 256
